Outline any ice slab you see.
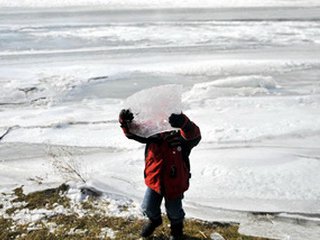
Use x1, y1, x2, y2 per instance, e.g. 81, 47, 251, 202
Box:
124, 84, 182, 137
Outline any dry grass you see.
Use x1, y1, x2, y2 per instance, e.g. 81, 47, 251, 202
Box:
0, 184, 270, 240
9, 184, 70, 212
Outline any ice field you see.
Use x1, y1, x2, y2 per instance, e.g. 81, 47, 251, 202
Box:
0, 1, 320, 239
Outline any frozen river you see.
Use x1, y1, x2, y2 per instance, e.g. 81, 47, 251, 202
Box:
1, 5, 320, 239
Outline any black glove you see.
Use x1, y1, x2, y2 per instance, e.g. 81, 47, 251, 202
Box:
169, 113, 186, 128
119, 109, 134, 127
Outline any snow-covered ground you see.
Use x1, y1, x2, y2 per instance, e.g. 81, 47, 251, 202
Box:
0, 0, 320, 8
1, 1, 320, 239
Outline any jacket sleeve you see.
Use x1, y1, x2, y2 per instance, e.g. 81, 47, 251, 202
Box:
179, 114, 201, 148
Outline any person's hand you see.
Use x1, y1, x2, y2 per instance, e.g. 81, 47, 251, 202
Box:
169, 113, 186, 128
119, 109, 134, 126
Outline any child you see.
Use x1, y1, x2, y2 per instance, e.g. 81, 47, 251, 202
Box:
119, 109, 201, 240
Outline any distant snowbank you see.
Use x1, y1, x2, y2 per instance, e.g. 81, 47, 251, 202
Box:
183, 75, 279, 102
0, 0, 319, 8
194, 75, 277, 89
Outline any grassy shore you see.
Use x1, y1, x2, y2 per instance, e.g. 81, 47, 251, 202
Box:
0, 184, 269, 240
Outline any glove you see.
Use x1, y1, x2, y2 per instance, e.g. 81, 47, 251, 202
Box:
119, 109, 134, 127
169, 113, 187, 128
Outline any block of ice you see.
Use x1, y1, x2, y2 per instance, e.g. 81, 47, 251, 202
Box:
124, 84, 182, 137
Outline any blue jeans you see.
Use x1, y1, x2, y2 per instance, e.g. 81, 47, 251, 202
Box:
141, 187, 185, 224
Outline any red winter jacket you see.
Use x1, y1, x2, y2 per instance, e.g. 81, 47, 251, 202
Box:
120, 114, 201, 199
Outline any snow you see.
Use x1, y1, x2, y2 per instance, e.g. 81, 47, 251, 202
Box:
1, 2, 320, 240
239, 214, 320, 240
0, 0, 320, 8
100, 227, 116, 239
211, 232, 225, 240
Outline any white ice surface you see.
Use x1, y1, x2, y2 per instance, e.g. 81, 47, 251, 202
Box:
1, 5, 320, 240
1, 0, 320, 8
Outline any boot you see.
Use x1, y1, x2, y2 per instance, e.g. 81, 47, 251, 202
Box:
169, 222, 184, 240
141, 217, 162, 238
